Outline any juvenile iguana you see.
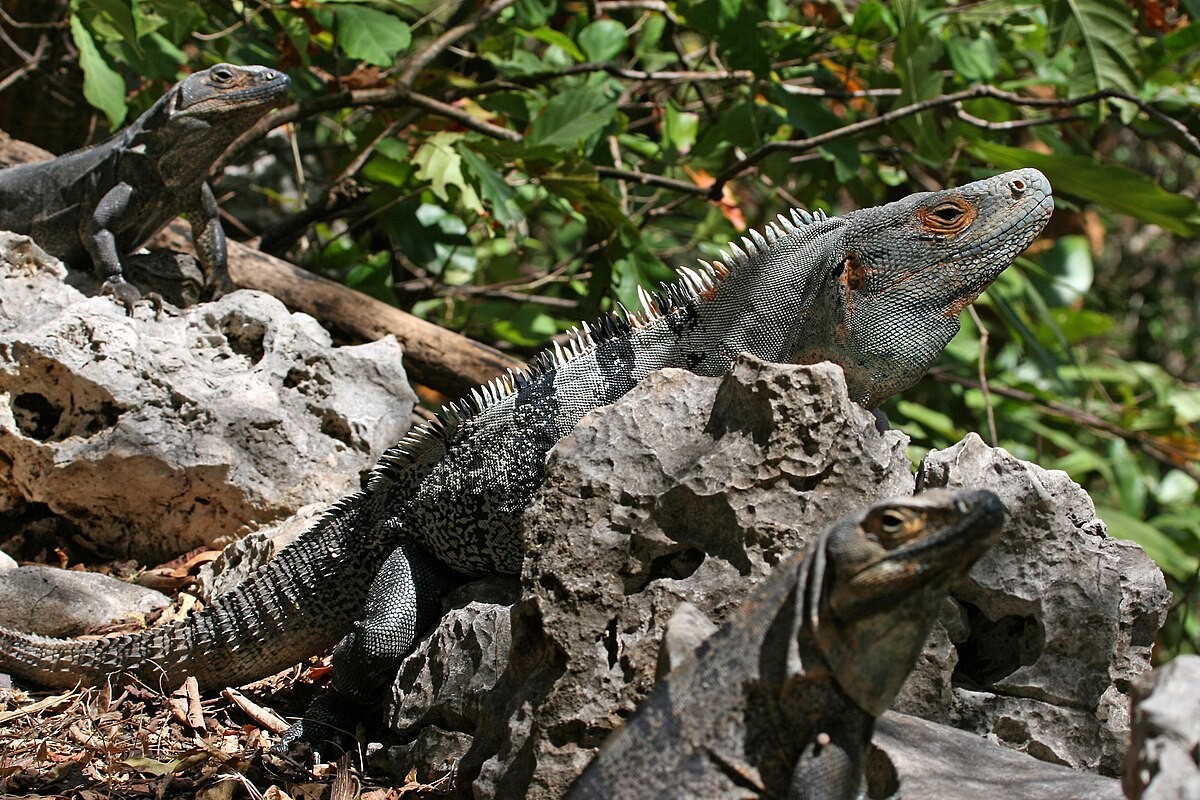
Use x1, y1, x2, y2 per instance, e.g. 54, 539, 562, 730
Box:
0, 170, 1052, 747
0, 63, 289, 309
567, 489, 1007, 800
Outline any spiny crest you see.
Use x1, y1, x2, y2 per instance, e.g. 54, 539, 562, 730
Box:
367, 206, 828, 486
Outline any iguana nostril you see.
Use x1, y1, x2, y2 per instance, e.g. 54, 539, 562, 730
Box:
1010, 178, 1027, 195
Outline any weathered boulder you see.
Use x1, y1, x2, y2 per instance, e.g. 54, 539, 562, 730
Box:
1122, 654, 1200, 799
376, 356, 1168, 798
872, 712, 1123, 799
0, 232, 416, 561
905, 435, 1170, 774
0, 564, 169, 637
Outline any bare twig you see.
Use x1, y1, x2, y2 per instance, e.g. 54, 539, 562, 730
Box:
398, 0, 517, 87
967, 306, 998, 444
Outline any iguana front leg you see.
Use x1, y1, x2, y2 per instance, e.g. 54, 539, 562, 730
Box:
84, 181, 141, 313
789, 722, 869, 800
191, 182, 234, 298
275, 541, 458, 756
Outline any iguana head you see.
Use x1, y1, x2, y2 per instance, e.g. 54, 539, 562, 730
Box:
136, 63, 290, 149
791, 169, 1053, 407
806, 488, 1006, 716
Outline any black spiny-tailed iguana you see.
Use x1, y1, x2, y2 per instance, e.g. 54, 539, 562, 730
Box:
0, 170, 1052, 748
567, 489, 1007, 800
0, 63, 289, 309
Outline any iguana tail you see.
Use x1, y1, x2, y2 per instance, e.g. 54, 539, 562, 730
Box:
0, 492, 388, 693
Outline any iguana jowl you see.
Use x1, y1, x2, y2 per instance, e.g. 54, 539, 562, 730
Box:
0, 170, 1052, 743
567, 489, 1007, 800
0, 63, 289, 308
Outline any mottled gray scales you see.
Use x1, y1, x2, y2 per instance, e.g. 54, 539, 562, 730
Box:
0, 171, 1052, 754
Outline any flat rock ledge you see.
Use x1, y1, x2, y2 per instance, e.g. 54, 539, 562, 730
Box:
377, 356, 1168, 799
0, 232, 416, 561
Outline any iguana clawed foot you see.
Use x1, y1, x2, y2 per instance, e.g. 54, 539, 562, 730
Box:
101, 277, 165, 318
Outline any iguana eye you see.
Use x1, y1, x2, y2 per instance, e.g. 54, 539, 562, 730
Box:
879, 510, 908, 534
213, 66, 235, 82
931, 203, 963, 223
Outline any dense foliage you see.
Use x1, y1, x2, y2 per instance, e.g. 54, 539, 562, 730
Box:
2, 0, 1198, 657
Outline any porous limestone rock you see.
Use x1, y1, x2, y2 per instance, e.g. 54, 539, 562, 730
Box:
1122, 654, 1200, 800
384, 356, 915, 798
871, 712, 1123, 799
905, 435, 1171, 774
377, 356, 1169, 799
0, 232, 416, 561
0, 564, 169, 637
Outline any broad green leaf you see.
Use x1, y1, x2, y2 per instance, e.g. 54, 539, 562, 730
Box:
1098, 506, 1196, 581
1035, 235, 1093, 307
412, 132, 483, 215
973, 142, 1200, 236
335, 5, 411, 67
521, 27, 585, 62
946, 32, 999, 82
1047, 0, 1139, 95
70, 15, 128, 127
527, 82, 617, 149
662, 101, 698, 158
458, 146, 526, 232
579, 19, 628, 62
81, 0, 141, 52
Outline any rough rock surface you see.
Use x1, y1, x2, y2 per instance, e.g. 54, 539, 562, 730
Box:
908, 435, 1170, 774
0, 232, 416, 561
871, 712, 1123, 799
0, 564, 169, 637
1122, 654, 1200, 799
375, 356, 1168, 799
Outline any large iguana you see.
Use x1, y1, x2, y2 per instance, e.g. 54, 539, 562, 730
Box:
566, 489, 1006, 800
0, 63, 289, 309
0, 169, 1052, 747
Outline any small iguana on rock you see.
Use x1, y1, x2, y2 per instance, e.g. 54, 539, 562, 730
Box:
567, 489, 1007, 800
0, 63, 289, 309
0, 170, 1052, 749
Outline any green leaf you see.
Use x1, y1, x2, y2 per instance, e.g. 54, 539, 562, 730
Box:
527, 82, 617, 149
81, 0, 142, 53
946, 32, 999, 82
335, 5, 411, 67
412, 132, 483, 214
459, 146, 526, 232
1097, 506, 1196, 581
579, 19, 628, 61
521, 27, 585, 62
662, 101, 698, 158
70, 15, 128, 127
1047, 0, 1140, 95
972, 142, 1200, 236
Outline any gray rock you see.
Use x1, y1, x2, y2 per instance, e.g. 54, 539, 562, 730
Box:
0, 232, 416, 561
1122, 655, 1200, 800
386, 357, 915, 798
0, 550, 15, 572
908, 434, 1171, 774
0, 564, 169, 637
378, 358, 1168, 798
872, 712, 1123, 799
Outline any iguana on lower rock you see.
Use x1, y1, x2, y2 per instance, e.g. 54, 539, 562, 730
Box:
567, 489, 1007, 800
0, 170, 1052, 750
0, 63, 289, 309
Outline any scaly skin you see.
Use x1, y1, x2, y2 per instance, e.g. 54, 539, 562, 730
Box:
0, 171, 1051, 746
567, 489, 1007, 800
0, 63, 289, 308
